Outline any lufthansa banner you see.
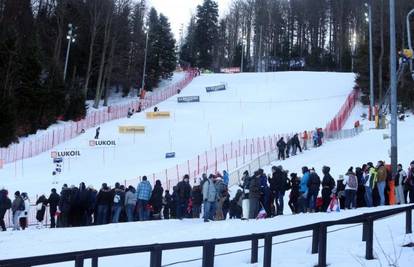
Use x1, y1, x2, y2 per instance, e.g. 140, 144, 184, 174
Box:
206, 84, 226, 92
177, 96, 200, 103
146, 111, 171, 119
119, 126, 145, 133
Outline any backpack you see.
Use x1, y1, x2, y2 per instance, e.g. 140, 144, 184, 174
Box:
113, 192, 121, 204
347, 175, 357, 190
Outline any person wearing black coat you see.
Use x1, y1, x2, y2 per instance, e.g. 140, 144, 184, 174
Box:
77, 182, 90, 226
58, 185, 71, 227
191, 185, 203, 218
163, 190, 173, 219
150, 180, 164, 219
35, 194, 48, 227
307, 168, 321, 212
0, 189, 12, 231
48, 188, 60, 228
176, 175, 192, 219
269, 166, 288, 215
288, 173, 301, 214
355, 166, 366, 207
291, 134, 302, 155
95, 183, 113, 225
277, 138, 286, 160
321, 166, 336, 212
249, 171, 261, 219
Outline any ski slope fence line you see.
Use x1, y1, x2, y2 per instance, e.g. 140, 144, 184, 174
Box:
0, 70, 197, 165
325, 89, 359, 132
1, 205, 412, 267
122, 89, 360, 189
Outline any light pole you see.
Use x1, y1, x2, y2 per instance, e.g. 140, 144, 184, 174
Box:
63, 23, 76, 81
365, 1, 374, 120
141, 30, 149, 93
389, 0, 398, 176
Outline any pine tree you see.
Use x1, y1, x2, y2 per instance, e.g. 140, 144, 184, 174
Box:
194, 0, 219, 69
158, 14, 177, 79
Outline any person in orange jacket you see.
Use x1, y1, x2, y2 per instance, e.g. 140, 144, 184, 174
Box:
302, 131, 308, 150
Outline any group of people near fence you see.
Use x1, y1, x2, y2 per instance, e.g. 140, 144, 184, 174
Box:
276, 129, 324, 161
1, 159, 413, 230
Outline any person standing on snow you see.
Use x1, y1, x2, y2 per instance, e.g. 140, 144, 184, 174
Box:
395, 164, 406, 205
321, 166, 335, 212
277, 137, 286, 160
191, 184, 203, 218
35, 194, 48, 228
0, 189, 12, 231
302, 131, 309, 150
136, 177, 152, 221
362, 164, 374, 207
240, 170, 251, 220
19, 192, 30, 230
291, 134, 302, 155
176, 175, 192, 219
47, 188, 60, 228
11, 191, 24, 230
149, 180, 163, 219
307, 168, 321, 212
111, 182, 125, 223
248, 171, 261, 219
202, 174, 217, 222
124, 186, 137, 222
376, 161, 387, 206
269, 166, 288, 216
299, 167, 310, 213
344, 167, 358, 209
288, 173, 301, 214
405, 161, 414, 203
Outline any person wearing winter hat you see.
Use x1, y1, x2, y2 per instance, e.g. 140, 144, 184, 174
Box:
202, 174, 218, 222
321, 166, 335, 212
176, 175, 192, 219
11, 191, 24, 230
48, 188, 60, 228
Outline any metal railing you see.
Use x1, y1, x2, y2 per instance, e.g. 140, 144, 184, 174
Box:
0, 205, 412, 267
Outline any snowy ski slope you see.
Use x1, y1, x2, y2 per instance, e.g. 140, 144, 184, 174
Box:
0, 72, 355, 197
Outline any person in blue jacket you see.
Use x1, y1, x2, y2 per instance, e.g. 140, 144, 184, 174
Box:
299, 167, 310, 213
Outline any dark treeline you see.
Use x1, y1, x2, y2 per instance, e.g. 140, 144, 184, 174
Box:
180, 0, 414, 107
0, 0, 176, 147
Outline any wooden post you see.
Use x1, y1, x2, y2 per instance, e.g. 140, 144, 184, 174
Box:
312, 225, 320, 254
